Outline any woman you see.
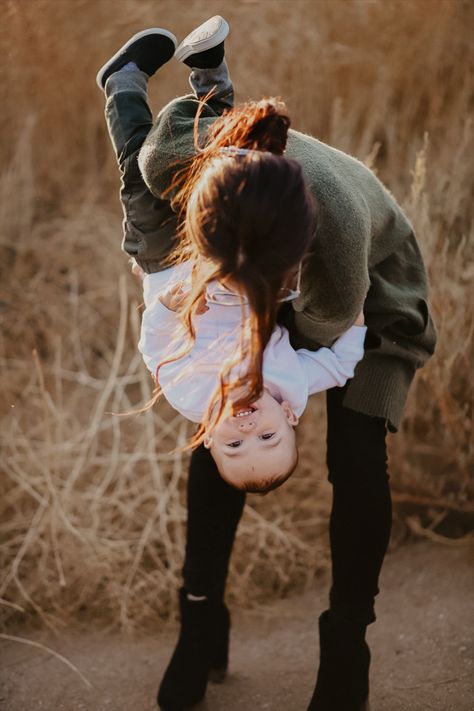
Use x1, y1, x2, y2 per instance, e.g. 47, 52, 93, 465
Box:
98, 15, 436, 711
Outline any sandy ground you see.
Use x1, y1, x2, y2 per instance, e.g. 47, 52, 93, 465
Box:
1, 541, 473, 711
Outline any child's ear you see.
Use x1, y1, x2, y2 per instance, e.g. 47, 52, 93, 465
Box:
281, 400, 299, 426
203, 435, 213, 449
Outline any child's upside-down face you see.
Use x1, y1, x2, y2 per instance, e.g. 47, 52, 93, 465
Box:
205, 390, 299, 492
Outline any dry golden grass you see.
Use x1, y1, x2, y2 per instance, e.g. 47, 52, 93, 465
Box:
1, 0, 473, 631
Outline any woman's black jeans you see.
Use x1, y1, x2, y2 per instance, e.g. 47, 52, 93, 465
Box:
183, 383, 392, 626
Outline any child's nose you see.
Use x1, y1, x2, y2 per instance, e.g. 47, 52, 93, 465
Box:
238, 419, 256, 431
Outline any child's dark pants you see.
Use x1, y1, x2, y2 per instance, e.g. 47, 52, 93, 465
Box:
104, 66, 233, 273
104, 69, 178, 273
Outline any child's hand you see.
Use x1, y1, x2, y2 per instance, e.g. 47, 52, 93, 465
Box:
354, 309, 365, 326
160, 282, 209, 315
130, 259, 145, 282
160, 282, 187, 311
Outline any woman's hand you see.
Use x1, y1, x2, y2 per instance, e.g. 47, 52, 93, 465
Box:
354, 309, 365, 326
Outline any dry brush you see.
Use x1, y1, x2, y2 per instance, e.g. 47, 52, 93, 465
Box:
0, 0, 472, 631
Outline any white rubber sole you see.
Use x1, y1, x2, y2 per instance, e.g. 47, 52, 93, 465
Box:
174, 16, 229, 63
96, 28, 177, 89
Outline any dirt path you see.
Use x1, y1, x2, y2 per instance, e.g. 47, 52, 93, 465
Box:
1, 541, 473, 711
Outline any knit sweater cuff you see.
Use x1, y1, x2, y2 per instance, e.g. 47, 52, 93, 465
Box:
343, 353, 416, 432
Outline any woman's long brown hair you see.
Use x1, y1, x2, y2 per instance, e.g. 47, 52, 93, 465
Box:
152, 97, 317, 448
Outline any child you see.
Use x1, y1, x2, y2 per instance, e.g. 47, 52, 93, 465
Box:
97, 19, 366, 494
138, 260, 366, 493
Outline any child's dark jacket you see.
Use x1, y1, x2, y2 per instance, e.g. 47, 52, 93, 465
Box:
137, 96, 437, 431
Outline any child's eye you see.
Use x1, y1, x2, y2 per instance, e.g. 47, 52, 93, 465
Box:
260, 433, 275, 440
227, 440, 242, 448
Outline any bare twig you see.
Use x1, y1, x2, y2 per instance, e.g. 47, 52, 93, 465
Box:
0, 633, 92, 688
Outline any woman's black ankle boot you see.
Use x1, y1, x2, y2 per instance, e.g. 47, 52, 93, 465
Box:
157, 588, 230, 711
208, 599, 230, 682
307, 610, 371, 711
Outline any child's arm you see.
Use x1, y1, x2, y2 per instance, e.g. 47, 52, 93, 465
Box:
297, 321, 367, 395
130, 258, 146, 281
138, 288, 184, 377
138, 261, 208, 376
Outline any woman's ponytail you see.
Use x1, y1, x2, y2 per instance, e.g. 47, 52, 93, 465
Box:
167, 97, 292, 220
209, 97, 291, 155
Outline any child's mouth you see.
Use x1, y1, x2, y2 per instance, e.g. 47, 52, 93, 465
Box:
233, 406, 257, 418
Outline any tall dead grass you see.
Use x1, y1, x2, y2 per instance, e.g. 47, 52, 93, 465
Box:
1, 0, 473, 631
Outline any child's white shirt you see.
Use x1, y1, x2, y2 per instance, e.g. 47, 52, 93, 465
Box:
138, 263, 367, 423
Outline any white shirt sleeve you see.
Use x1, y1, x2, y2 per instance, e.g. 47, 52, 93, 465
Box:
138, 296, 184, 377
296, 325, 367, 394
138, 265, 192, 377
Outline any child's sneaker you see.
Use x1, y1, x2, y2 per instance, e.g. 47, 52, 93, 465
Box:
175, 16, 229, 69
96, 28, 177, 89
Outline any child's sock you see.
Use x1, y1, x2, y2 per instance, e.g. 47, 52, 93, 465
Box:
188, 61, 233, 109
183, 43, 225, 70
120, 61, 140, 73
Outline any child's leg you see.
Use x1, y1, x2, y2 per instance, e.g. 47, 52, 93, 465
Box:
187, 60, 234, 114
137, 29, 236, 204
176, 14, 234, 114
104, 68, 152, 165
99, 31, 179, 273
104, 69, 179, 273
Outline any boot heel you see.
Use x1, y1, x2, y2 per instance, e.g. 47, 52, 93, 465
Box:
208, 665, 227, 683
307, 610, 371, 711
157, 589, 231, 709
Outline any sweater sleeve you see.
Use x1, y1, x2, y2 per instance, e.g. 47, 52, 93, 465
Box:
297, 325, 367, 394
343, 230, 437, 429
358, 231, 436, 368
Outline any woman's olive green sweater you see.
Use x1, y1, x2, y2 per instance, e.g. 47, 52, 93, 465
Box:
138, 96, 437, 431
